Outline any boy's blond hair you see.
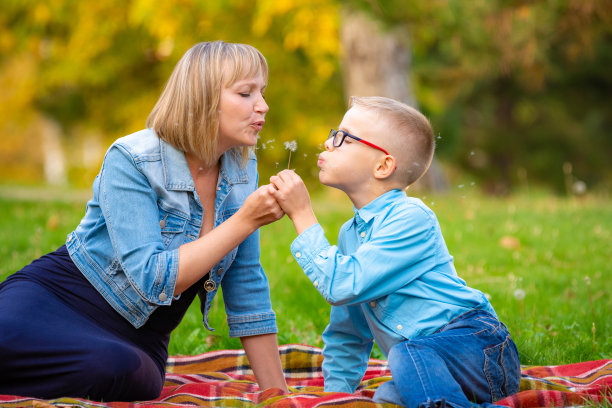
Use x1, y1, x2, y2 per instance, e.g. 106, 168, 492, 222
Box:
350, 96, 435, 187
147, 41, 268, 167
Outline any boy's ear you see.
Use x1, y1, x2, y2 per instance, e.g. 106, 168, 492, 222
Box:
373, 155, 397, 180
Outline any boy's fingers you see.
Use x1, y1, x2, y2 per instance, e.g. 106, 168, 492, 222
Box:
269, 175, 282, 188
278, 169, 297, 181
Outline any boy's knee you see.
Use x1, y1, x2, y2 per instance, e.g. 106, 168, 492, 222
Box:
388, 340, 419, 362
387, 340, 415, 370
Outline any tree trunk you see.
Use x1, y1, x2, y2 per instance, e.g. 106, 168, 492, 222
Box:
339, 7, 446, 192
40, 115, 67, 185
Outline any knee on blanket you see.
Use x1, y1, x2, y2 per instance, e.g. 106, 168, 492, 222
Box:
78, 342, 164, 402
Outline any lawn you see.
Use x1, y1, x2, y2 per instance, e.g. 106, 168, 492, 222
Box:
0, 185, 610, 366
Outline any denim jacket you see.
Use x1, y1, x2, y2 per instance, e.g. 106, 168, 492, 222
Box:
66, 129, 277, 336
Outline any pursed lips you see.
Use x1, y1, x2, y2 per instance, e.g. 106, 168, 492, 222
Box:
317, 154, 325, 168
250, 120, 265, 131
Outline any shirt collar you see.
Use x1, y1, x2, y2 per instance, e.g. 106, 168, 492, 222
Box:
160, 140, 250, 191
353, 189, 404, 223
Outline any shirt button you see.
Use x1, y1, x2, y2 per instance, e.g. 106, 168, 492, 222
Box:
370, 301, 376, 307
216, 267, 224, 276
217, 186, 221, 191
396, 324, 403, 331
314, 280, 319, 287
360, 231, 366, 238
158, 292, 168, 302
295, 252, 301, 258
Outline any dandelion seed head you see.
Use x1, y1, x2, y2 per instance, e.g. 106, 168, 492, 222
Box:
284, 141, 298, 152
513, 289, 526, 301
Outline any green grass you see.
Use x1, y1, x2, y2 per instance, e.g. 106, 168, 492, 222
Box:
0, 186, 610, 365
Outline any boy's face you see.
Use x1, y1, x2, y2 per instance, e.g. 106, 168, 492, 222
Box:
317, 106, 388, 193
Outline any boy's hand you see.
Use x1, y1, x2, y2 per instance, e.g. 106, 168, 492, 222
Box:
270, 170, 318, 235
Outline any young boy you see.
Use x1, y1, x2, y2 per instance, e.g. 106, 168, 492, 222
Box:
269, 96, 520, 408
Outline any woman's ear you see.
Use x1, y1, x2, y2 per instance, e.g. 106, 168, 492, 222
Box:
374, 155, 397, 180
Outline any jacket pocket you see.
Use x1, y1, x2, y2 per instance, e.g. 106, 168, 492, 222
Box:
158, 210, 187, 249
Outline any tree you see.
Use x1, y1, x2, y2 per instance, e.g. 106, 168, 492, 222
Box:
0, 0, 346, 187
339, 5, 447, 191
345, 0, 612, 194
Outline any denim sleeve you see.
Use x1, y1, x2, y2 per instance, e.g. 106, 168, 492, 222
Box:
221, 227, 277, 338
322, 304, 374, 393
98, 146, 177, 305
291, 209, 435, 305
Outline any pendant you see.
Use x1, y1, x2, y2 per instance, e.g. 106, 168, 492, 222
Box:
204, 279, 216, 292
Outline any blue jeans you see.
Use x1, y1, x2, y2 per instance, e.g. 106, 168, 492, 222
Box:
373, 309, 520, 408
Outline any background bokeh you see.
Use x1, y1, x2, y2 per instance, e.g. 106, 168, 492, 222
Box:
1, 0, 610, 195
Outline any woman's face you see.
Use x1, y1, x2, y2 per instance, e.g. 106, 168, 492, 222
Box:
217, 73, 268, 153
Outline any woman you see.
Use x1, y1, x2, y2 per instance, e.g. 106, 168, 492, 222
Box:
0, 41, 287, 400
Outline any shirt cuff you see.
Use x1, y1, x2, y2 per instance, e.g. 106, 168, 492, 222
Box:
290, 223, 329, 268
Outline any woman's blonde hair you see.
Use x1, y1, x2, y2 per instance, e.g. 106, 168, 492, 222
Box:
147, 41, 268, 167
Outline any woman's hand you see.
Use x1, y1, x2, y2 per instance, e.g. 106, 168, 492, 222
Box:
176, 185, 282, 295
238, 184, 285, 230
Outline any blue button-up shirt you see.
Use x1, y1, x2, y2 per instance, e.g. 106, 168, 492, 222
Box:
290, 189, 495, 393
66, 129, 276, 336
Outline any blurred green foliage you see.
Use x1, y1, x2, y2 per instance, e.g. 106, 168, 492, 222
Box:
0, 0, 610, 194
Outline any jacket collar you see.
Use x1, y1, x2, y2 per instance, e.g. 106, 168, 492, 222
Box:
160, 139, 249, 191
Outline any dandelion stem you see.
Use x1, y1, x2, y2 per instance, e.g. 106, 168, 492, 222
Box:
284, 140, 297, 169
585, 276, 597, 352
592, 322, 596, 352
585, 276, 596, 322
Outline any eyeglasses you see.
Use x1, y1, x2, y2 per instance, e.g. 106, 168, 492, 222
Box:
328, 129, 389, 155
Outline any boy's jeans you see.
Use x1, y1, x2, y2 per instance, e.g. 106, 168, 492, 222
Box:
373, 309, 521, 408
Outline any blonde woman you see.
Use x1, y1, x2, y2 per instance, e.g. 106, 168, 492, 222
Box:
0, 41, 287, 400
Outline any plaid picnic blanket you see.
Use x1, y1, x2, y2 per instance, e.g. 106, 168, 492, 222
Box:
0, 344, 610, 407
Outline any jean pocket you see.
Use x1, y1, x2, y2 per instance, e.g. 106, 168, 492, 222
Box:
475, 314, 502, 334
484, 334, 521, 401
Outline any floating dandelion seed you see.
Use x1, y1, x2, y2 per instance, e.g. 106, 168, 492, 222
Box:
513, 289, 526, 301
284, 140, 298, 168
